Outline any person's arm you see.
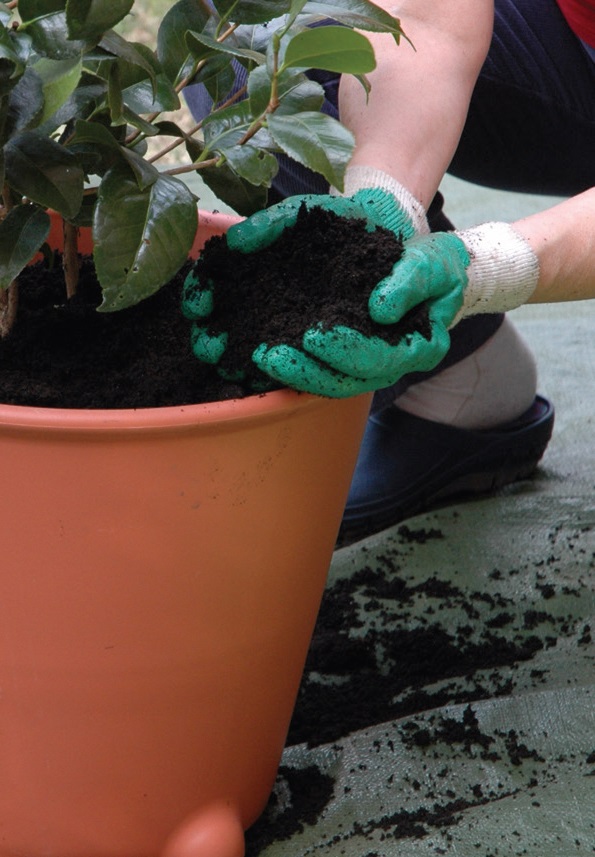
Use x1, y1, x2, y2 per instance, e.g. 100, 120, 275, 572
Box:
515, 187, 595, 303
343, 2, 595, 308
339, 0, 494, 208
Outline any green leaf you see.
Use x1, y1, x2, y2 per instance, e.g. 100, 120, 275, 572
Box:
122, 73, 179, 114
282, 26, 375, 73
70, 117, 123, 151
21, 11, 90, 60
33, 56, 82, 124
212, 1, 292, 25
186, 29, 266, 66
153, 119, 202, 161
223, 144, 278, 186
0, 26, 29, 96
301, 0, 404, 39
120, 147, 159, 190
202, 100, 270, 152
98, 30, 157, 84
268, 111, 354, 189
200, 55, 237, 105
4, 131, 84, 217
0, 204, 50, 289
157, 0, 210, 85
248, 64, 323, 116
198, 160, 268, 217
117, 43, 179, 114
5, 68, 44, 136
18, 0, 66, 23
66, 0, 134, 42
276, 78, 324, 114
33, 71, 105, 134
67, 117, 133, 177
94, 165, 198, 311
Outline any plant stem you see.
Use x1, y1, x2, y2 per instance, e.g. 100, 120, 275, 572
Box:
165, 157, 220, 176
0, 282, 18, 338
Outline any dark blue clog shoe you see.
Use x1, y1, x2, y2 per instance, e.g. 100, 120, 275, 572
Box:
338, 395, 555, 546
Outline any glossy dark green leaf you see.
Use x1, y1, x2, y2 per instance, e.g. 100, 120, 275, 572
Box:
70, 117, 123, 151
282, 26, 375, 73
67, 117, 129, 178
268, 110, 354, 189
0, 204, 50, 289
200, 56, 237, 105
66, 0, 134, 42
21, 11, 90, 60
33, 71, 105, 134
31, 56, 82, 125
5, 69, 44, 136
120, 147, 159, 190
153, 119, 202, 161
17, 0, 65, 23
157, 0, 210, 85
186, 30, 265, 66
94, 165, 198, 311
198, 160, 268, 217
122, 73, 179, 114
202, 100, 253, 148
99, 31, 156, 84
5, 131, 84, 217
212, 1, 291, 25
302, 0, 403, 38
117, 43, 179, 114
204, 103, 274, 156
0, 27, 28, 96
223, 144, 278, 186
248, 64, 323, 116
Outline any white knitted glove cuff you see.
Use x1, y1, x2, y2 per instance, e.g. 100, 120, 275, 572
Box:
331, 166, 430, 235
457, 221, 539, 320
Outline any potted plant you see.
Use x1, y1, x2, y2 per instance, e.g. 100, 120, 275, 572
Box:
0, 2, 404, 855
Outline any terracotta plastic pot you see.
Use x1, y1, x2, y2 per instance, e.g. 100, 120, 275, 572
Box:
0, 213, 372, 857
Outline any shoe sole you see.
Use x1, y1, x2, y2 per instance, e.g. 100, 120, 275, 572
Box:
337, 405, 554, 547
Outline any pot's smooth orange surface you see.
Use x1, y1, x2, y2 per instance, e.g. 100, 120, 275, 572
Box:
0, 213, 372, 857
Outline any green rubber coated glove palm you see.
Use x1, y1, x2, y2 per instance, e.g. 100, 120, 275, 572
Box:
182, 191, 466, 398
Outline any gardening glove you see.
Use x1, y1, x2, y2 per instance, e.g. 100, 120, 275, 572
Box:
184, 167, 457, 397
371, 222, 540, 332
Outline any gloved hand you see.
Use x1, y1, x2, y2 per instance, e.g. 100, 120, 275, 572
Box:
371, 222, 540, 331
182, 167, 456, 397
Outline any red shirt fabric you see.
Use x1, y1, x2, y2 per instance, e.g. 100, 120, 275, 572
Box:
556, 0, 595, 46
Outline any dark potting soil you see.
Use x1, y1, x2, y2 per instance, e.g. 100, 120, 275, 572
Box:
0, 205, 426, 408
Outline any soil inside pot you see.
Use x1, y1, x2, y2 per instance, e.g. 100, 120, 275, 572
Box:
0, 205, 427, 408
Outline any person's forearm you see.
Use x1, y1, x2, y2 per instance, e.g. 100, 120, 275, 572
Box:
514, 188, 595, 303
339, 0, 494, 208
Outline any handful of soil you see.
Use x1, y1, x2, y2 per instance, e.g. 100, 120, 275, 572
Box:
0, 204, 431, 410
190, 203, 431, 388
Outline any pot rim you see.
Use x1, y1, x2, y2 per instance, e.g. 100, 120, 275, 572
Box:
0, 388, 332, 433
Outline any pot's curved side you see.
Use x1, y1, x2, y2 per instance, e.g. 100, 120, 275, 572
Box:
0, 387, 371, 857
0, 211, 372, 857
